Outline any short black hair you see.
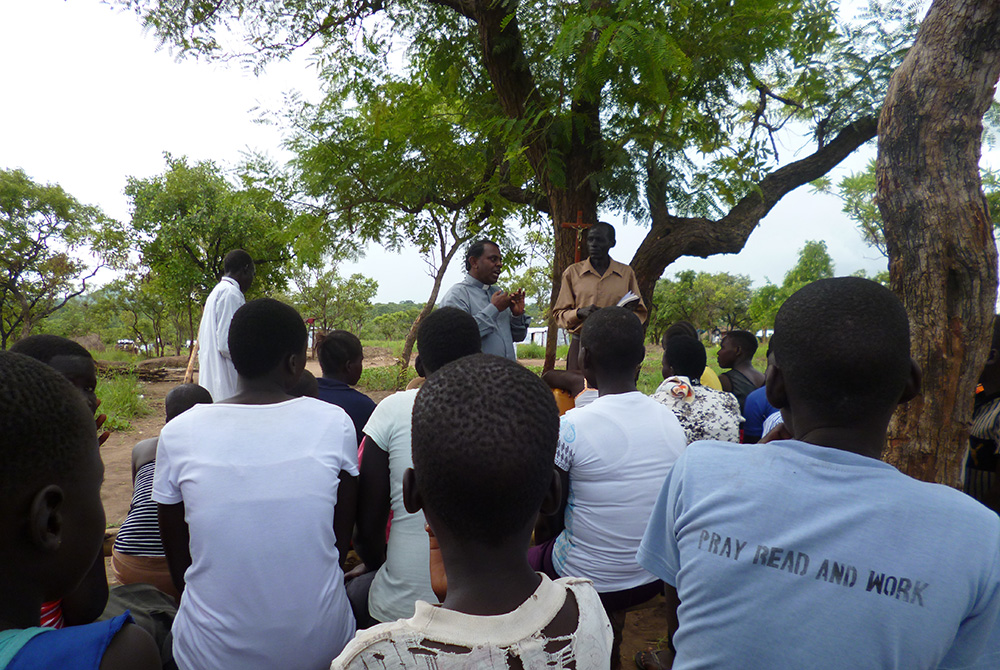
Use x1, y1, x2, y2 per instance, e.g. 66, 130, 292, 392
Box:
665, 335, 707, 379
591, 221, 616, 243
770, 277, 911, 422
224, 249, 254, 274
9, 334, 93, 364
464, 239, 498, 272
318, 331, 363, 377
229, 298, 307, 380
663, 321, 698, 345
411, 354, 558, 544
0, 352, 96, 496
723, 330, 758, 357
164, 384, 212, 422
416, 307, 481, 374
581, 307, 645, 372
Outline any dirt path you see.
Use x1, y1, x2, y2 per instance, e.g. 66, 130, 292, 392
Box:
99, 360, 668, 666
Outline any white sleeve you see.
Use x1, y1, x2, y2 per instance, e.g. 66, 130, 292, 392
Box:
554, 415, 576, 471
216, 290, 244, 359
151, 427, 183, 505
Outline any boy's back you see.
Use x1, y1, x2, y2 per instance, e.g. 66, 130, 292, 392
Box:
555, 391, 687, 590
638, 438, 1000, 669
334, 575, 610, 669
638, 278, 1000, 669
153, 396, 358, 669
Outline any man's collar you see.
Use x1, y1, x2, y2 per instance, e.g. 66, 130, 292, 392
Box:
221, 276, 240, 288
582, 257, 623, 276
462, 273, 492, 290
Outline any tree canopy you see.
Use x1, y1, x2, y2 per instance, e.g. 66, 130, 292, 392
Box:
121, 155, 300, 305
120, 0, 923, 369
0, 168, 116, 348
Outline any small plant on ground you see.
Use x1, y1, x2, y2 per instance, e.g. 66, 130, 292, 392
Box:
359, 365, 418, 392
97, 374, 152, 431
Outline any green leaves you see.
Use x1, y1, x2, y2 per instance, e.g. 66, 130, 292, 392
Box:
0, 168, 116, 347
123, 155, 297, 305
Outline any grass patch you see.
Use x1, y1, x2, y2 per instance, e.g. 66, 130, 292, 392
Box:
360, 339, 405, 357
517, 343, 570, 359
98, 374, 152, 431
358, 365, 418, 392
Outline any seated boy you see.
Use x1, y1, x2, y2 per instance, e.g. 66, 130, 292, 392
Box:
637, 277, 1000, 669
153, 298, 359, 669
9, 334, 109, 627
333, 354, 613, 668
531, 307, 688, 666
316, 330, 376, 445
740, 384, 777, 443
652, 335, 742, 443
111, 383, 212, 600
348, 307, 481, 627
0, 351, 159, 669
715, 329, 764, 411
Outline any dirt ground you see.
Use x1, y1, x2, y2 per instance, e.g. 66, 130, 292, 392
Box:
99, 355, 669, 667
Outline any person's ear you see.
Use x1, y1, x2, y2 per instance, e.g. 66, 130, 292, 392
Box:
347, 358, 364, 385
580, 346, 592, 372
29, 485, 65, 552
414, 355, 425, 379
402, 468, 424, 514
900, 358, 922, 404
538, 468, 562, 516
765, 362, 787, 409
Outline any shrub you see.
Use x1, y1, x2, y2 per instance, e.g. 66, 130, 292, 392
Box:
97, 374, 152, 431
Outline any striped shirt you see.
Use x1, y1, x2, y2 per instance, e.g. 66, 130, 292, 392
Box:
112, 461, 165, 557
965, 395, 1000, 505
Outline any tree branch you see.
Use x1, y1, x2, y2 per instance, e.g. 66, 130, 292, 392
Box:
631, 115, 878, 301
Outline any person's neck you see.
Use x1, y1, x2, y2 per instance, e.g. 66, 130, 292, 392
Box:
324, 373, 352, 386
439, 538, 541, 616
0, 578, 42, 632
594, 372, 637, 396
790, 412, 890, 460
227, 377, 295, 405
589, 255, 611, 276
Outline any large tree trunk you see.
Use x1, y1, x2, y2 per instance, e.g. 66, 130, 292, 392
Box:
877, 0, 1000, 486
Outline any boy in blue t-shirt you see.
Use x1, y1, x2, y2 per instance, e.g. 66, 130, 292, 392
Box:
637, 277, 1000, 670
0, 351, 159, 670
317, 330, 376, 445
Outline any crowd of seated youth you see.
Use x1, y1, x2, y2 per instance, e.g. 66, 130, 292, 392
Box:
0, 276, 998, 670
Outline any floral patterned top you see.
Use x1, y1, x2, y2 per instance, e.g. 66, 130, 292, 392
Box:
651, 376, 742, 444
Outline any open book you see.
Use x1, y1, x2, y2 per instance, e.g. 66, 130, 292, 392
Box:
617, 291, 641, 309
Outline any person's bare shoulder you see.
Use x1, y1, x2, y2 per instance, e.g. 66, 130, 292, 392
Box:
131, 437, 159, 474
99, 622, 160, 670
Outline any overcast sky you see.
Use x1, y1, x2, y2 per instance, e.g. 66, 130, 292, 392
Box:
0, 0, 920, 303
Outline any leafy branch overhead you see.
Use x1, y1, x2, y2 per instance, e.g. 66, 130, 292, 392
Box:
119, 0, 924, 358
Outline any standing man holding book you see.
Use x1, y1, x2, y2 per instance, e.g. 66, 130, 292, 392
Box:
552, 222, 647, 370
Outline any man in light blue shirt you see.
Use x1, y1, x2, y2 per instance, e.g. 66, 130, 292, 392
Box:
440, 239, 529, 360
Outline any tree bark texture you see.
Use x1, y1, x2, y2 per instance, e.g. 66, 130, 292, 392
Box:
472, 0, 603, 369
877, 0, 1000, 486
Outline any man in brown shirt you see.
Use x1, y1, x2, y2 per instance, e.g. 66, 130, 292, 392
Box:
552, 222, 647, 370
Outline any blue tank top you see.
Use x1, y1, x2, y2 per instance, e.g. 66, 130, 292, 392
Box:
6, 613, 132, 670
